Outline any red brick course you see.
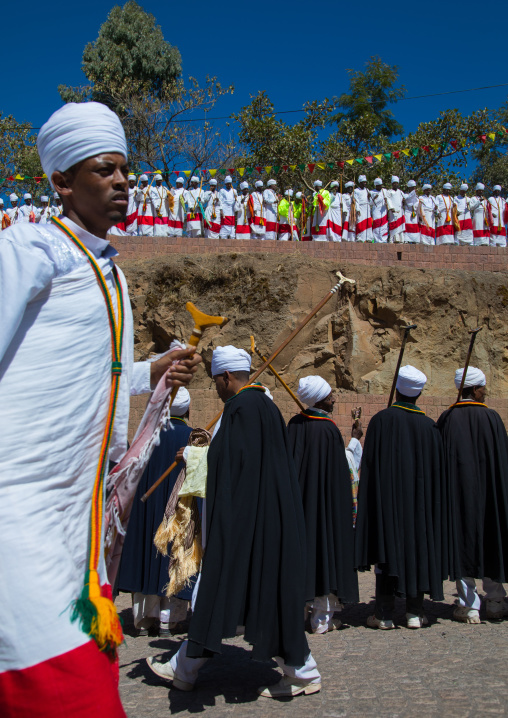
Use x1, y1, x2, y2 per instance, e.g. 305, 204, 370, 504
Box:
113, 234, 508, 272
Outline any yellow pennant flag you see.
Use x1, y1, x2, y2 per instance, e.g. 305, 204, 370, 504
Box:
42, 173, 47, 178
346, 159, 354, 165
431, 144, 439, 150
15, 174, 24, 180
488, 133, 496, 140
237, 168, 245, 176
374, 154, 383, 162
289, 165, 297, 171
265, 166, 272, 174
317, 163, 325, 170
208, 169, 217, 177
402, 149, 410, 156
183, 170, 191, 177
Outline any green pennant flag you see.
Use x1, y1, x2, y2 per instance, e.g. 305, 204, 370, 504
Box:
412, 148, 419, 157
219, 169, 226, 175
383, 153, 391, 160
273, 165, 280, 174
246, 168, 254, 175
298, 164, 306, 171
441, 143, 447, 149
327, 163, 334, 169
355, 158, 363, 164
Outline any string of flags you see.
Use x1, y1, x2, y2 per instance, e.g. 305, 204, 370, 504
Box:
2, 130, 506, 184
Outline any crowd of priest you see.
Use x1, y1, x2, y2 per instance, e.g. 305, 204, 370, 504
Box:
2, 174, 508, 246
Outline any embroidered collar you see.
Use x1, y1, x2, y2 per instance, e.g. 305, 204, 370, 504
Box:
391, 401, 425, 415
449, 401, 488, 409
227, 384, 266, 403
301, 408, 336, 424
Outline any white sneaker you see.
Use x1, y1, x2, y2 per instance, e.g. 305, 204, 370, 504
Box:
146, 656, 194, 691
486, 599, 508, 620
367, 614, 394, 630
453, 606, 481, 624
406, 613, 429, 629
258, 676, 321, 698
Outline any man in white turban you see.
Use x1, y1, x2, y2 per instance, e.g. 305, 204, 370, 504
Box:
435, 182, 455, 245
263, 178, 279, 240
356, 365, 449, 629
219, 176, 237, 239
385, 175, 407, 243
353, 175, 373, 242
168, 176, 186, 237
438, 366, 508, 623
488, 185, 507, 247
288, 377, 359, 634
135, 173, 157, 237
184, 176, 204, 237
469, 183, 490, 246
153, 172, 171, 237
18, 192, 39, 224
0, 101, 201, 716
235, 181, 251, 239
148, 345, 322, 698
7, 193, 20, 225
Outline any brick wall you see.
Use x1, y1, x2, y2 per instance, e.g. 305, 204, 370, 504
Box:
113, 235, 508, 272
129, 390, 508, 442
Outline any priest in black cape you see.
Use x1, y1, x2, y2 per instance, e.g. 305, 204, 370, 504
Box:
117, 387, 195, 635
437, 366, 508, 623
147, 345, 321, 699
355, 365, 448, 629
286, 375, 359, 634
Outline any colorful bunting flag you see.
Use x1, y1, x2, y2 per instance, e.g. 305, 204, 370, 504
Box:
365, 156, 373, 164
237, 168, 245, 176
402, 149, 410, 156
264, 166, 272, 174
488, 133, 496, 141
273, 166, 280, 174
374, 154, 383, 162
183, 170, 191, 177
308, 163, 316, 173
392, 151, 400, 159
316, 163, 325, 170
383, 153, 391, 160
208, 169, 217, 177
290, 165, 297, 171
346, 159, 354, 165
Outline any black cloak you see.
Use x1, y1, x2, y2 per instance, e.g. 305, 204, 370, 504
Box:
437, 401, 508, 583
186, 386, 309, 667
355, 402, 448, 601
287, 410, 359, 604
117, 418, 195, 601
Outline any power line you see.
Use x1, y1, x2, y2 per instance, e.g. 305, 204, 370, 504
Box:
15, 81, 508, 130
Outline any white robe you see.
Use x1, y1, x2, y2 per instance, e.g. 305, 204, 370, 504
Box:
0, 218, 151, 675
7, 206, 21, 225
386, 188, 405, 242
204, 190, 222, 238
184, 188, 204, 235
136, 186, 158, 236
353, 188, 373, 242
453, 195, 473, 245
469, 196, 490, 246
262, 188, 279, 240
418, 195, 437, 245
369, 190, 388, 243
488, 196, 507, 247
235, 195, 251, 238
403, 191, 420, 243
249, 191, 266, 238
17, 203, 39, 223
435, 194, 455, 245
169, 187, 186, 237
219, 188, 237, 238
342, 194, 355, 241
153, 185, 171, 237
37, 206, 55, 225
327, 192, 344, 242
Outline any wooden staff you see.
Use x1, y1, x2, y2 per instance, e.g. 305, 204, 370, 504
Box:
455, 326, 483, 404
143, 270, 356, 501
250, 335, 304, 410
140, 302, 228, 502
387, 323, 418, 407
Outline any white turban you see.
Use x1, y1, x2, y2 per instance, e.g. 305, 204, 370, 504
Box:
297, 376, 332, 408
0, 199, 3, 205
345, 181, 354, 188
211, 345, 251, 376
154, 173, 163, 180
330, 181, 339, 188
170, 387, 191, 417
176, 177, 184, 184
374, 178, 382, 186
139, 174, 148, 182
422, 184, 432, 190
191, 175, 199, 183
396, 365, 427, 397
475, 183, 485, 191
224, 175, 232, 183
9, 194, 18, 201
40, 195, 49, 202
391, 175, 399, 183
128, 173, 136, 181
285, 189, 294, 197
443, 182, 452, 190
209, 179, 217, 186
493, 185, 502, 191
255, 180, 263, 188
240, 181, 249, 190
23, 193, 31, 200
358, 175, 367, 183
267, 179, 276, 187
313, 180, 323, 187
454, 366, 486, 389
407, 180, 416, 188
460, 183, 468, 191
37, 102, 127, 189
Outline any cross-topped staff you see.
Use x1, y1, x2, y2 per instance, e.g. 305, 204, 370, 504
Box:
388, 323, 418, 407
455, 326, 483, 404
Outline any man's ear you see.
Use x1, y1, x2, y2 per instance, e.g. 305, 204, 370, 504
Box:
51, 170, 73, 198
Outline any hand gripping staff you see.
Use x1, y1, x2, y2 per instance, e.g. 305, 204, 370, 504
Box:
387, 323, 418, 407
250, 335, 304, 411
142, 271, 356, 502
455, 326, 483, 404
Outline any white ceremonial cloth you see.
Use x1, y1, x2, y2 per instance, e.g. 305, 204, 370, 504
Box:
418, 195, 437, 245
249, 191, 266, 238
0, 218, 150, 673
469, 196, 490, 246
263, 188, 279, 240
369, 189, 389, 243
136, 186, 158, 237
353, 187, 373, 242
386, 188, 405, 242
454, 366, 486, 389
488, 196, 507, 247
435, 195, 455, 245
327, 192, 344, 242
453, 195, 473, 245
402, 190, 420, 243
17, 204, 40, 223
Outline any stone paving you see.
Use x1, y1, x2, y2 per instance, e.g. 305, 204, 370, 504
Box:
117, 570, 508, 717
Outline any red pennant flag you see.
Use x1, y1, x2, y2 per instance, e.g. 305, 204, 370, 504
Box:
7, 176, 14, 181
422, 146, 430, 153
255, 166, 262, 174
282, 165, 288, 171
365, 156, 373, 164
308, 163, 316, 174
450, 140, 458, 149
480, 134, 487, 144
35, 177, 41, 184
229, 168, 235, 174
392, 151, 400, 159
337, 161, 345, 169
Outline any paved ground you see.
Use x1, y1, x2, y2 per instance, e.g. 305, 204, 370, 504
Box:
117, 570, 508, 717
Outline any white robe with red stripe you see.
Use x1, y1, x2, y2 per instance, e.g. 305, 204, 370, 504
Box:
0, 218, 151, 716
169, 187, 185, 237
470, 196, 490, 246
219, 187, 237, 239
136, 186, 157, 236
204, 190, 222, 238
453, 195, 473, 245
386, 188, 405, 242
435, 194, 455, 245
327, 192, 344, 242
402, 190, 419, 243
342, 193, 355, 241
488, 196, 507, 247
184, 188, 204, 236
369, 189, 388, 243
353, 188, 373, 242
418, 195, 437, 245
235, 194, 251, 239
153, 185, 170, 237
249, 191, 266, 238
262, 188, 279, 240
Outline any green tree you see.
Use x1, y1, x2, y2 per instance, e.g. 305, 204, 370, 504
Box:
58, 1, 181, 110
0, 114, 44, 199
471, 101, 508, 190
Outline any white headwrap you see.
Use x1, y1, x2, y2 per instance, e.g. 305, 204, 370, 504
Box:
53, 191, 59, 199
475, 182, 485, 191
493, 185, 502, 191
176, 177, 184, 184
296, 376, 332, 408
396, 365, 427, 397
358, 175, 367, 183
224, 175, 232, 183
313, 180, 323, 187
191, 175, 199, 183
211, 345, 251, 376
454, 366, 486, 389
267, 179, 276, 187
285, 189, 294, 197
460, 183, 468, 191
422, 184, 432, 190
391, 175, 399, 183
170, 387, 191, 417
345, 181, 354, 189
330, 181, 339, 188
154, 173, 163, 181
374, 178, 382, 186
255, 180, 264, 188
37, 102, 127, 189
209, 179, 217, 186
128, 173, 136, 181
443, 182, 452, 190
240, 181, 249, 190
0, 199, 3, 205
9, 194, 18, 202
23, 193, 31, 200
407, 180, 416, 188
295, 191, 303, 198
40, 195, 49, 203
139, 174, 148, 182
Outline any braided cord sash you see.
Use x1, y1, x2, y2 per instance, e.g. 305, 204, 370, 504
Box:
51, 217, 124, 656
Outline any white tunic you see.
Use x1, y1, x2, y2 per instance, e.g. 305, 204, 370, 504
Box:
0, 218, 150, 674
235, 194, 251, 238
204, 190, 222, 237
327, 192, 344, 242
353, 188, 373, 242
469, 196, 490, 246
37, 206, 55, 225
17, 204, 39, 223
263, 188, 279, 240
169, 187, 186, 236
418, 195, 437, 245
402, 191, 420, 243
342, 193, 355, 241
6, 206, 21, 224
369, 190, 388, 243
184, 188, 204, 233
386, 188, 405, 241
488, 196, 507, 247
250, 191, 266, 238
153, 185, 170, 236
435, 194, 455, 245
453, 195, 473, 245
219, 187, 237, 238
136, 186, 158, 236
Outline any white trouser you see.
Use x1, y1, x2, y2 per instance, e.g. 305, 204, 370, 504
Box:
456, 578, 506, 610
170, 640, 320, 685
168, 227, 183, 237
187, 229, 201, 238
308, 594, 342, 634
219, 224, 235, 239
132, 593, 188, 628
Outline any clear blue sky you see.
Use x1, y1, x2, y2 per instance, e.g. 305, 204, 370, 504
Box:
1, 0, 507, 146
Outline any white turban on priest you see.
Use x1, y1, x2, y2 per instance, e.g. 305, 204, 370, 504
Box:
297, 376, 332, 408
170, 387, 191, 417
454, 366, 486, 389
37, 102, 128, 188
211, 345, 251, 376
396, 365, 427, 397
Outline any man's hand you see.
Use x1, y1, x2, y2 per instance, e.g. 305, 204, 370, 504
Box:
175, 447, 186, 464
150, 348, 202, 390
352, 420, 363, 441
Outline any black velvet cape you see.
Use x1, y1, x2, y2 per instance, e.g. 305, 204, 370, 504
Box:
287, 411, 359, 604
117, 418, 195, 600
437, 402, 508, 582
186, 386, 309, 666
355, 403, 448, 600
